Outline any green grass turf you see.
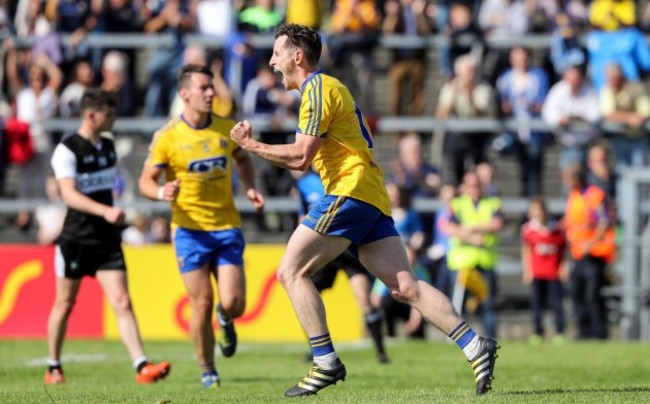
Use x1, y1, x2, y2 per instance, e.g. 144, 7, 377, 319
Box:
0, 339, 649, 403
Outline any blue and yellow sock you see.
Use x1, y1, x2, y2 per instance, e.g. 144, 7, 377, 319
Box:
309, 333, 338, 369
448, 321, 480, 360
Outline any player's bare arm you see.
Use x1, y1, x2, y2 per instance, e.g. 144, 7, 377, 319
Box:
57, 177, 124, 224
233, 148, 265, 211
138, 161, 180, 202
230, 120, 323, 171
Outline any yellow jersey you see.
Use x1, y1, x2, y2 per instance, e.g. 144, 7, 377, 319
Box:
298, 70, 390, 216
148, 114, 241, 231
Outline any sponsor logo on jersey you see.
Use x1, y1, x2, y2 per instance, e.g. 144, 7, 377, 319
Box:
188, 156, 227, 173
76, 167, 116, 194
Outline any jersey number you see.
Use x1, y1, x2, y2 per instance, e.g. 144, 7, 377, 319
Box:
354, 105, 374, 149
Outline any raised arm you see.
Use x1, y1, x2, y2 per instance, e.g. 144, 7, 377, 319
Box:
230, 120, 324, 171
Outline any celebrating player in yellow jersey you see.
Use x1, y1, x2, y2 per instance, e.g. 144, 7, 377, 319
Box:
230, 24, 499, 397
139, 64, 264, 389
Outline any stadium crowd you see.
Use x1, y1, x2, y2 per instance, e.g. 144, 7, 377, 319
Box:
0, 0, 648, 341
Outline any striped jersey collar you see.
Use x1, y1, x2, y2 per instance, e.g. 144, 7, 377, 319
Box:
180, 113, 212, 130
300, 69, 322, 93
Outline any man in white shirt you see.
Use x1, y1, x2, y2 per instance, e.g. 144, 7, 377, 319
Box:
542, 65, 601, 169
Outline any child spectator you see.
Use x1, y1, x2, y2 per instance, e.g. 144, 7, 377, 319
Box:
521, 197, 567, 345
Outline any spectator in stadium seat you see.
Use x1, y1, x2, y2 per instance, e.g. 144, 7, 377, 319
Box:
7, 1, 61, 97
100, 50, 135, 117
496, 46, 550, 197
94, 0, 140, 33
589, 0, 636, 31
47, 0, 100, 64
439, 1, 484, 80
389, 131, 440, 197
382, 0, 432, 117
139, 64, 264, 388
141, 0, 196, 117
238, 0, 283, 34
542, 64, 601, 170
478, 0, 531, 82
550, 10, 587, 78
231, 24, 499, 397
13, 53, 62, 229
587, 27, 650, 92
563, 163, 615, 340
436, 54, 496, 185
45, 89, 171, 385
586, 143, 617, 202
479, 0, 531, 37
195, 0, 237, 37
59, 60, 94, 119
445, 171, 503, 339
328, 0, 381, 111
92, 0, 141, 79
599, 62, 650, 173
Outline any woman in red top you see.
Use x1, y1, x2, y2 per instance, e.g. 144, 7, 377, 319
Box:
521, 197, 567, 344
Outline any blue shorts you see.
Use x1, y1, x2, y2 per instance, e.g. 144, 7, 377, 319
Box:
174, 227, 245, 273
302, 195, 399, 245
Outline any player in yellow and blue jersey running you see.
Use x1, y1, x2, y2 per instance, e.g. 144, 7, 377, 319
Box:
230, 24, 499, 397
139, 64, 264, 389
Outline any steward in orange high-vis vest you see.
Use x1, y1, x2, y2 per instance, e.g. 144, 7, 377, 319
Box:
562, 164, 614, 339
565, 186, 616, 263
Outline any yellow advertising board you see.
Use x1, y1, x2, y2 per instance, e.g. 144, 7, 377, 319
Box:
103, 245, 363, 342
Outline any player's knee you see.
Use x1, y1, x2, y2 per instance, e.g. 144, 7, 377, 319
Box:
191, 296, 214, 315
55, 298, 76, 316
220, 297, 245, 318
276, 266, 297, 288
110, 294, 133, 314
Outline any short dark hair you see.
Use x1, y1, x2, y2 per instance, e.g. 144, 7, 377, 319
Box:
274, 24, 322, 67
178, 64, 214, 90
79, 89, 117, 114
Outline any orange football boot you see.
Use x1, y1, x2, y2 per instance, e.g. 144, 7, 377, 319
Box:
136, 361, 171, 384
44, 368, 65, 385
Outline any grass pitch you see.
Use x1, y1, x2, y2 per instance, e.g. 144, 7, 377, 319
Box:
0, 339, 649, 403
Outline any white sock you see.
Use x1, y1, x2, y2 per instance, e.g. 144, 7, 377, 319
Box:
313, 351, 338, 370
47, 359, 61, 367
462, 335, 481, 361
133, 356, 148, 370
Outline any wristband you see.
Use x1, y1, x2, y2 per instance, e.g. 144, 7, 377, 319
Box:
157, 186, 165, 201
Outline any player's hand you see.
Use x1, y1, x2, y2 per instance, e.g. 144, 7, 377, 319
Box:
246, 188, 265, 212
160, 179, 180, 201
230, 120, 253, 148
103, 206, 125, 224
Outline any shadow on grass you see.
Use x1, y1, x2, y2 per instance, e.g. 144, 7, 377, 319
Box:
504, 386, 650, 396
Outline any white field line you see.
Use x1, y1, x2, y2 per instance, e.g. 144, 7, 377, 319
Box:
24, 339, 408, 367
